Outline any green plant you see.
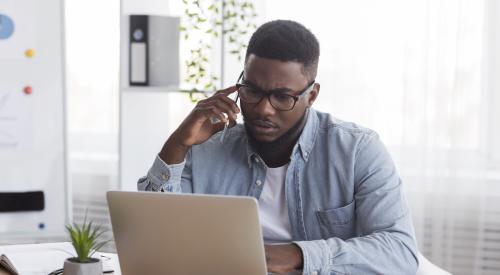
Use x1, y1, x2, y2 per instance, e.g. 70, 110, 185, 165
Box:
180, 0, 257, 102
65, 216, 109, 263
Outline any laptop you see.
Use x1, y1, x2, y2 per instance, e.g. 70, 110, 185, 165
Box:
107, 191, 268, 275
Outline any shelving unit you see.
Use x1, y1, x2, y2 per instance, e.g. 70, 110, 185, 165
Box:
119, 0, 203, 190
118, 0, 249, 189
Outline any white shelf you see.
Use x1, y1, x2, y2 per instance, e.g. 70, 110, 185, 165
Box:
122, 85, 215, 95
122, 85, 180, 93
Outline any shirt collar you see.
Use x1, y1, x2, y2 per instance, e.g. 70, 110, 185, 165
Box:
295, 108, 319, 162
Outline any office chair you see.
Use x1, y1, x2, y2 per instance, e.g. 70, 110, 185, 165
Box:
416, 252, 453, 275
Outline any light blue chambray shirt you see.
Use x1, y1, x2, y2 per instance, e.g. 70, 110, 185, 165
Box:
138, 108, 419, 275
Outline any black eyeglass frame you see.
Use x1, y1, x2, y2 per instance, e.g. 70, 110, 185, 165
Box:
234, 71, 316, 111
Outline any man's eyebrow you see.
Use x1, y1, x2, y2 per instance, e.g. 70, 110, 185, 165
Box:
242, 79, 294, 93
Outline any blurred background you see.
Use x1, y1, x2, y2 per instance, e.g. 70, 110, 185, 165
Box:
1, 0, 499, 274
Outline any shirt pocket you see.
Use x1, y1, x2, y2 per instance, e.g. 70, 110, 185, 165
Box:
316, 201, 356, 240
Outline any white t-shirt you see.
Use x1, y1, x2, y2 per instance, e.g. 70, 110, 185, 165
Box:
258, 164, 293, 244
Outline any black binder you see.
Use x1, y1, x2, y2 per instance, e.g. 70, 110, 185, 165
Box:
129, 15, 149, 86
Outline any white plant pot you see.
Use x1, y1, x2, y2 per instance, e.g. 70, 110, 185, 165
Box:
63, 257, 102, 275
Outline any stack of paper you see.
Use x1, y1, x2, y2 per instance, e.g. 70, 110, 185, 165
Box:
0, 243, 115, 275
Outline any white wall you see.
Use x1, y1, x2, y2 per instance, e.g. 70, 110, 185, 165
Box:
483, 0, 500, 161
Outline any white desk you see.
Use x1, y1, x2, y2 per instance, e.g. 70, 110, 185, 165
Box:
0, 242, 121, 275
1, 242, 451, 275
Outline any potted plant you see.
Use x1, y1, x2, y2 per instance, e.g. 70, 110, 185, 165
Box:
63, 217, 109, 275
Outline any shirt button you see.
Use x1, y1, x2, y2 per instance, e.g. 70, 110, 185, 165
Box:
161, 173, 169, 181
254, 157, 259, 163
255, 180, 262, 186
311, 272, 318, 275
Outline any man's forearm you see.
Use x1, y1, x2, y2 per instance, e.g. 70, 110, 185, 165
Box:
294, 229, 418, 275
137, 155, 187, 192
159, 134, 191, 165
265, 243, 303, 274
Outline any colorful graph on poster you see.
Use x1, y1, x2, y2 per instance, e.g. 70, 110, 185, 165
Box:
0, 1, 36, 149
0, 2, 36, 59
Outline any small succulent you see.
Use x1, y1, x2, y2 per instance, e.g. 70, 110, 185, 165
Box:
65, 216, 109, 263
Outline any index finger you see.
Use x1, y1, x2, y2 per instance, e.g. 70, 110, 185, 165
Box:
215, 85, 238, 95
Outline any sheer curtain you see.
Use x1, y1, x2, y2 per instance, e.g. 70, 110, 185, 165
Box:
260, 0, 500, 274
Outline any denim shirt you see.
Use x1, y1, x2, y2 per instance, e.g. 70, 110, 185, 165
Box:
138, 108, 419, 275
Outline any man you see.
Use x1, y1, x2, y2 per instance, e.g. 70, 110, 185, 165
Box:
139, 20, 418, 274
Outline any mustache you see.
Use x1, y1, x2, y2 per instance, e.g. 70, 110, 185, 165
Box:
243, 117, 278, 128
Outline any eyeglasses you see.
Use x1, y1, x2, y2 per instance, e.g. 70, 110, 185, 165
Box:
235, 71, 315, 111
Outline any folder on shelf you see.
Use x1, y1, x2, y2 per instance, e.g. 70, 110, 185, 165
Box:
129, 15, 149, 86
128, 14, 180, 87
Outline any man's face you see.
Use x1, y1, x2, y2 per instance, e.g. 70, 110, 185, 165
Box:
240, 54, 319, 143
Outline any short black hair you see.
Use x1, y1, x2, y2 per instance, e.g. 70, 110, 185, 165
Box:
245, 20, 320, 81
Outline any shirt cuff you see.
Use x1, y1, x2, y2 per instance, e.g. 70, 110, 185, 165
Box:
293, 240, 332, 275
146, 155, 186, 192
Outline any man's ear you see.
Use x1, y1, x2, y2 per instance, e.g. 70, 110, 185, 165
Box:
306, 83, 320, 107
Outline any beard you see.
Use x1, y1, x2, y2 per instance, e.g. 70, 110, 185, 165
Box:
244, 108, 309, 152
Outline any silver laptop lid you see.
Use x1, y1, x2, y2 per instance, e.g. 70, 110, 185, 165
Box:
107, 191, 267, 275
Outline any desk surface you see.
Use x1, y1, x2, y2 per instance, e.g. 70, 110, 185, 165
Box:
0, 242, 305, 275
0, 242, 121, 275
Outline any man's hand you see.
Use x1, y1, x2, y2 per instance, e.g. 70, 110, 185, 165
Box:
159, 86, 239, 164
265, 244, 303, 274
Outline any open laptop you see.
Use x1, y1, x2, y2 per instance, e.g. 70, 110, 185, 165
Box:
107, 191, 268, 275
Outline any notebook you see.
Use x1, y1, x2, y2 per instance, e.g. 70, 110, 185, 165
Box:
0, 243, 114, 274
0, 254, 18, 275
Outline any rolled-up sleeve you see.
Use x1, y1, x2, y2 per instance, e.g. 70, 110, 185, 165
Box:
137, 154, 187, 193
294, 133, 419, 275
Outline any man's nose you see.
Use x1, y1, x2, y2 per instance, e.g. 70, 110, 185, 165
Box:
252, 95, 276, 116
